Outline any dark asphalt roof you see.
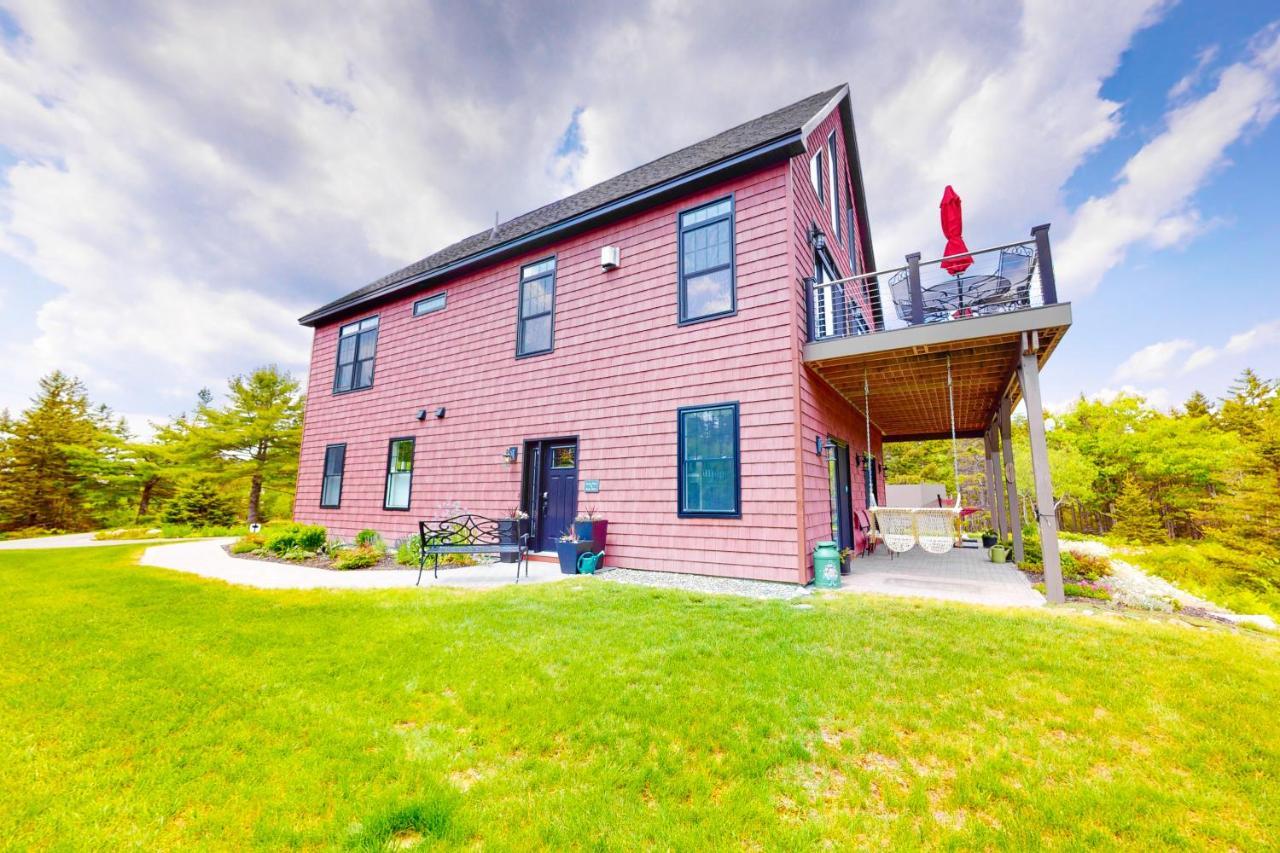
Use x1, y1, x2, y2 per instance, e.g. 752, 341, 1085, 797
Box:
301, 84, 847, 325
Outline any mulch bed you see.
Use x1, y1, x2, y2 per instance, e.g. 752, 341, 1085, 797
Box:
221, 545, 490, 573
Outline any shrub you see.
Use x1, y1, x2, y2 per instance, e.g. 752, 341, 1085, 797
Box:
332, 546, 382, 571
395, 538, 422, 567
161, 479, 236, 527
230, 533, 264, 554
1064, 551, 1111, 581
1035, 581, 1112, 601
355, 529, 385, 549
294, 525, 327, 552
281, 547, 316, 562
265, 527, 299, 555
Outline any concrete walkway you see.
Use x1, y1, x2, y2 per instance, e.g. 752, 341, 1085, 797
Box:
0, 532, 181, 550
834, 544, 1045, 608
139, 539, 570, 590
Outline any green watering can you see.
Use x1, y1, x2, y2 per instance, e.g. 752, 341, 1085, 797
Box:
577, 550, 605, 574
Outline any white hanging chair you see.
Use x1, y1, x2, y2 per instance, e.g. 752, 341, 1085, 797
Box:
915, 496, 962, 554
871, 507, 917, 553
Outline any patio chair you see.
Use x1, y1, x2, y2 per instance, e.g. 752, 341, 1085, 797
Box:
984, 245, 1034, 313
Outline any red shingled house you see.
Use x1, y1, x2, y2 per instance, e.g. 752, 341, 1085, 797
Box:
293, 84, 1072, 593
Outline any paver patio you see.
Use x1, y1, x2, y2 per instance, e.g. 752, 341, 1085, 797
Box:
834, 544, 1045, 607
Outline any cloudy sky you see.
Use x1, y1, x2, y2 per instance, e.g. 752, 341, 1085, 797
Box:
1, 0, 1278, 432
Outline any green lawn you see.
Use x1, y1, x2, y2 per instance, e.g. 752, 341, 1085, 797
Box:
2, 547, 1278, 849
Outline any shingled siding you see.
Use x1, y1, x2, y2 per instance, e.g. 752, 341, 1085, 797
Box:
294, 164, 802, 581
787, 104, 886, 581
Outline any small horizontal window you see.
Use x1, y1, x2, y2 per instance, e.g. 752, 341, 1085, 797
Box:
413, 293, 447, 316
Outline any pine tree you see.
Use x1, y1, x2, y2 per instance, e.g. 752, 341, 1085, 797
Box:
1110, 475, 1166, 544
160, 478, 236, 527
0, 372, 118, 531
166, 366, 304, 523
1182, 391, 1212, 419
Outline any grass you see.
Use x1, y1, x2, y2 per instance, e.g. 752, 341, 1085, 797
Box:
1114, 539, 1280, 620
1, 548, 1278, 849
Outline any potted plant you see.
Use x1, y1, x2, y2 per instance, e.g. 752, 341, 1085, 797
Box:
981, 528, 998, 548
573, 507, 608, 551
498, 508, 529, 564
556, 528, 591, 574
839, 547, 855, 575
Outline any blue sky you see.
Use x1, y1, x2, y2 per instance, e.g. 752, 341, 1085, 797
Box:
0, 0, 1277, 432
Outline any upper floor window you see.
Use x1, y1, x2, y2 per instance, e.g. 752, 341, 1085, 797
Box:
809, 148, 824, 202
334, 316, 378, 393
383, 437, 414, 510
517, 257, 556, 356
413, 292, 447, 316
827, 132, 840, 241
677, 402, 741, 518
320, 443, 346, 508
678, 197, 735, 323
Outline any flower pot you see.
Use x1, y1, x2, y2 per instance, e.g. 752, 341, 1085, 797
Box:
556, 540, 591, 574
573, 519, 594, 542
981, 533, 997, 548
588, 519, 608, 551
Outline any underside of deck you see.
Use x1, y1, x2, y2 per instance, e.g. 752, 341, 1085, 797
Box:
802, 303, 1072, 441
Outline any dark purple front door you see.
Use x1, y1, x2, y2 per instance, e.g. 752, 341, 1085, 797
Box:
527, 439, 578, 551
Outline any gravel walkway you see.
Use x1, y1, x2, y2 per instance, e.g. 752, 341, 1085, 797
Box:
1062, 540, 1276, 629
597, 567, 810, 600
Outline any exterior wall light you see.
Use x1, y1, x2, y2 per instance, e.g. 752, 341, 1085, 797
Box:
415, 409, 427, 421
435, 407, 446, 418
503, 446, 519, 464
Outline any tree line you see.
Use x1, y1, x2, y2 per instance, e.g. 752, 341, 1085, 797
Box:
885, 369, 1279, 580
0, 366, 303, 534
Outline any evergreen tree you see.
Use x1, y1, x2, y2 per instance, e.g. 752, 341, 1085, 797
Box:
0, 372, 118, 531
166, 366, 304, 523
160, 478, 236, 527
1111, 475, 1167, 544
1182, 391, 1213, 419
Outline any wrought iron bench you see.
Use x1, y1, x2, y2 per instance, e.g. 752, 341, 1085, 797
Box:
416, 514, 528, 585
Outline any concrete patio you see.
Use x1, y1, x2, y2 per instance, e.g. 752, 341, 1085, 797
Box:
833, 543, 1045, 608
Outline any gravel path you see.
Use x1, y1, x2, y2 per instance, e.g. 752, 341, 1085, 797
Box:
597, 567, 810, 600
1062, 539, 1276, 629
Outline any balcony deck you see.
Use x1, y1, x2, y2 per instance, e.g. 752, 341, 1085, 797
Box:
803, 226, 1070, 441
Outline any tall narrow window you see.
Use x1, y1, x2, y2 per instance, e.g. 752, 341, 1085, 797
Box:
678, 196, 735, 323
334, 316, 378, 393
677, 402, 741, 518
383, 437, 415, 510
827, 132, 840, 241
517, 257, 556, 356
320, 443, 346, 508
809, 148, 824, 202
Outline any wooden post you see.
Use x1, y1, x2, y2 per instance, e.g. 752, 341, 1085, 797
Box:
1018, 334, 1063, 604
999, 396, 1024, 562
990, 421, 1008, 540
983, 428, 999, 535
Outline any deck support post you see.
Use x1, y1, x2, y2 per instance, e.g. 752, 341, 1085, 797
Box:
906, 252, 924, 325
982, 427, 999, 535
999, 396, 1024, 562
1017, 333, 1063, 604
990, 420, 1008, 542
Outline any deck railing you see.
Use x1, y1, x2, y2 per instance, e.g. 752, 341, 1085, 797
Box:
808, 224, 1058, 342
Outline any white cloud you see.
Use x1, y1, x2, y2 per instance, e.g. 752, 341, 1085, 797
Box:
1112, 338, 1195, 382
1059, 23, 1280, 296
1168, 44, 1220, 101
1091, 384, 1172, 411
1182, 319, 1280, 372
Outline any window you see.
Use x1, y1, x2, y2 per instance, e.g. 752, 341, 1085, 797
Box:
552, 445, 575, 468
678, 197, 735, 323
320, 443, 346, 508
334, 315, 378, 393
677, 402, 740, 518
846, 200, 857, 270
383, 437, 414, 510
413, 292, 447, 316
809, 148, 824, 202
827, 132, 840, 241
517, 257, 556, 356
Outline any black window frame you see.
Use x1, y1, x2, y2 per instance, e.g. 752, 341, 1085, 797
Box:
333, 314, 379, 394
320, 443, 346, 508
516, 256, 557, 358
677, 195, 737, 325
676, 401, 742, 519
413, 292, 447, 317
382, 436, 415, 511
810, 148, 824, 203
827, 131, 841, 244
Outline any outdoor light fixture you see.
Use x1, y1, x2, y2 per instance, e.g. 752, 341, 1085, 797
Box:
815, 436, 837, 458
435, 407, 446, 419
415, 409, 427, 421
503, 446, 519, 464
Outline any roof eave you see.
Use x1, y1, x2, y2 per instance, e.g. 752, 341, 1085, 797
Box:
298, 129, 807, 327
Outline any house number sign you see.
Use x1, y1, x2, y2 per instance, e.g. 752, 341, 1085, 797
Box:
583, 480, 600, 493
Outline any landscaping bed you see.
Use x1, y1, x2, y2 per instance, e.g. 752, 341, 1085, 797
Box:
224, 522, 482, 572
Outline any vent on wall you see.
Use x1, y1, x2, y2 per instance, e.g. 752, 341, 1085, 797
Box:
600, 246, 621, 269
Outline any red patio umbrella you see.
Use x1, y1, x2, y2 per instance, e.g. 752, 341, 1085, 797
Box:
940, 185, 973, 276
